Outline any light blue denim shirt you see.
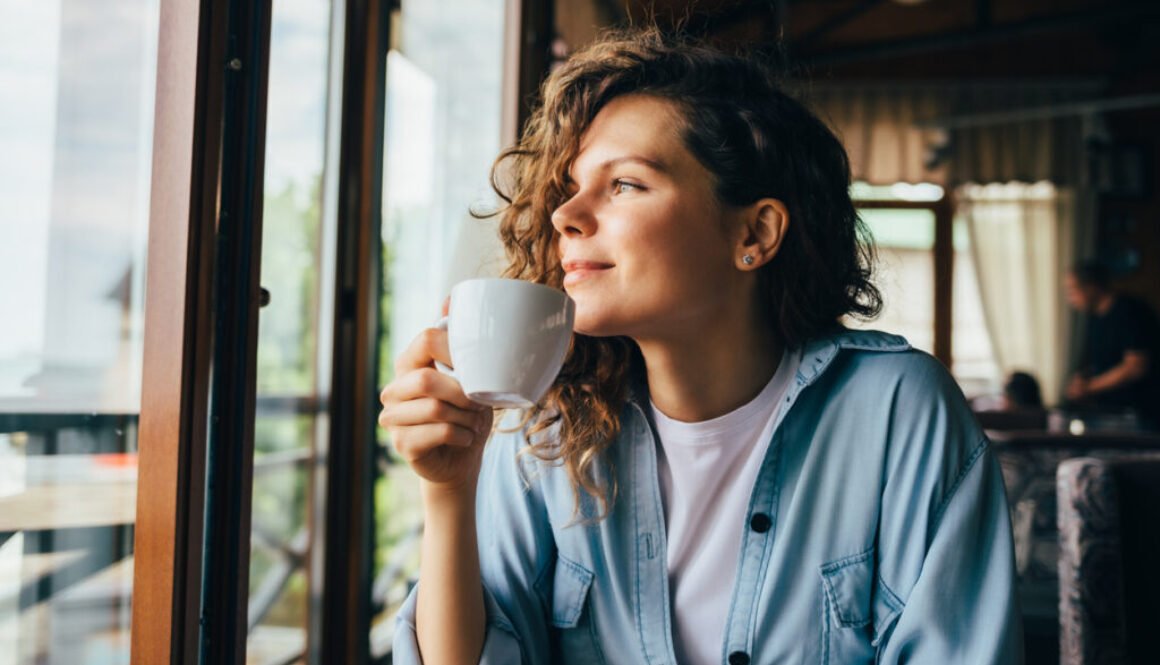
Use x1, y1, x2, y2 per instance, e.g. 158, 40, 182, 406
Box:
394, 330, 1024, 664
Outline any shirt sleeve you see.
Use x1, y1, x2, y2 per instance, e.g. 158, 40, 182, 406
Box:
874, 355, 1024, 664
875, 443, 1024, 663
392, 424, 556, 664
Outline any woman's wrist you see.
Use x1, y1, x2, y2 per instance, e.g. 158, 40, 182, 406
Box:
421, 478, 477, 516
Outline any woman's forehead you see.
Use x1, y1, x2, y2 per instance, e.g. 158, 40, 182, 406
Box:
571, 95, 691, 174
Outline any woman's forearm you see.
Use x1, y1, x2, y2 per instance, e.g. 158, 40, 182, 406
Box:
415, 482, 486, 665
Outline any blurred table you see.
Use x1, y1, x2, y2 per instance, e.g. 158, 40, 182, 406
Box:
987, 429, 1160, 450
0, 452, 138, 614
0, 479, 137, 535
0, 453, 137, 534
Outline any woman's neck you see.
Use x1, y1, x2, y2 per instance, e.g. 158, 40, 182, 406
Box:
637, 312, 782, 423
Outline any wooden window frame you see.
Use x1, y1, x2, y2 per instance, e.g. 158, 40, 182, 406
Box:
502, 0, 553, 145
318, 0, 390, 663
131, 0, 273, 661
131, 0, 225, 660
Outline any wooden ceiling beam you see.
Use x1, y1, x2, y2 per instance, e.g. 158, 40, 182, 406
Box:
795, 0, 885, 50
800, 2, 1160, 67
623, 0, 773, 36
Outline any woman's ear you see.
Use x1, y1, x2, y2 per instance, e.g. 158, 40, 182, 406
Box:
735, 198, 789, 271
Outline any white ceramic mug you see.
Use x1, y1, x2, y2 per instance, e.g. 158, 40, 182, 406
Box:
436, 278, 575, 408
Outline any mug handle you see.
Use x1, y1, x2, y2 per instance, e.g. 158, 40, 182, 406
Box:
433, 316, 454, 377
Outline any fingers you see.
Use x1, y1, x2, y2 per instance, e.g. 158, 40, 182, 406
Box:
377, 316, 499, 467
380, 397, 486, 433
391, 423, 477, 461
441, 295, 450, 317
394, 327, 453, 374
381, 367, 479, 411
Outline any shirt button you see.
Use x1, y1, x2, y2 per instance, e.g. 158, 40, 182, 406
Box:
728, 651, 750, 665
750, 512, 772, 533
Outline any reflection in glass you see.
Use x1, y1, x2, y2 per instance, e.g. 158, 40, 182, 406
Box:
0, 0, 158, 661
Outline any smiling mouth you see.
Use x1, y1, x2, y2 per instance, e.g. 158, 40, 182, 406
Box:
562, 261, 613, 286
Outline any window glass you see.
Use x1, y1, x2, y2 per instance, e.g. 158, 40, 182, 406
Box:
0, 0, 159, 662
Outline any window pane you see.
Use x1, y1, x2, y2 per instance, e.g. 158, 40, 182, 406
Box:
0, 0, 158, 661
850, 208, 937, 354
371, 0, 507, 656
247, 0, 337, 662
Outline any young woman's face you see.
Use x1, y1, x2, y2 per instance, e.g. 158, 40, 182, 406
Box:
551, 94, 746, 340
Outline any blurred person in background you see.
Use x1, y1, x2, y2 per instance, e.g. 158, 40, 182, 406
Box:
1065, 260, 1160, 429
1003, 371, 1043, 411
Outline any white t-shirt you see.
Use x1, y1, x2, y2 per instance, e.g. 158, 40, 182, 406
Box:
650, 348, 801, 665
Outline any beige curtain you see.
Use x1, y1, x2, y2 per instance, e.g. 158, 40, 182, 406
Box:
808, 85, 950, 185
947, 87, 1089, 187
802, 81, 1100, 186
958, 183, 1094, 406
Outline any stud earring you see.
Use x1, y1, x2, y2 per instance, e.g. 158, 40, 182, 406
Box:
742, 255, 755, 266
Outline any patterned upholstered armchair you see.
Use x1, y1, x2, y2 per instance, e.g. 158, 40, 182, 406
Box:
992, 434, 1160, 619
1056, 456, 1160, 665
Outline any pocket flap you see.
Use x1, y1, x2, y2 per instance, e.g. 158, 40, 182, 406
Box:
820, 549, 873, 628
551, 555, 594, 629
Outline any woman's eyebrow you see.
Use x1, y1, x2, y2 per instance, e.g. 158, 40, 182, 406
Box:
598, 155, 668, 172
569, 155, 668, 181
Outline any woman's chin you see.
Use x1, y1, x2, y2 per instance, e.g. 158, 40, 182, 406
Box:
571, 314, 623, 339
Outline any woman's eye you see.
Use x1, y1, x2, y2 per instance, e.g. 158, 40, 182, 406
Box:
613, 179, 642, 194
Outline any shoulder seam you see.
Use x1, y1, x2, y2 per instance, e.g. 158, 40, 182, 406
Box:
930, 435, 989, 530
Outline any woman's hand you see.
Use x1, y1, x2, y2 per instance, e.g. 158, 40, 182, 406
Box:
378, 325, 494, 493
384, 310, 491, 664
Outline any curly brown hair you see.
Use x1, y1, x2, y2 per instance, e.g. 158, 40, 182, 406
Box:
488, 28, 880, 519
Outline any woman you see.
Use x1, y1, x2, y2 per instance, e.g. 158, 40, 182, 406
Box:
381, 29, 1022, 665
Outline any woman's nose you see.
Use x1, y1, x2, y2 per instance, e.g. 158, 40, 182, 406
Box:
550, 191, 596, 238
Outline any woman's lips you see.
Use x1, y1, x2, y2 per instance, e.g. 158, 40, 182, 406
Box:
562, 260, 613, 287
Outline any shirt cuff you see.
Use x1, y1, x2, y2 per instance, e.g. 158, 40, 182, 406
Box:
392, 581, 524, 665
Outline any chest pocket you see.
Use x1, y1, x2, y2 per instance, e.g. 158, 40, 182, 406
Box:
549, 555, 607, 665
820, 547, 901, 665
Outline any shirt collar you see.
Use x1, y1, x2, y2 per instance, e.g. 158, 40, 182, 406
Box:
625, 328, 910, 405
796, 328, 910, 388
